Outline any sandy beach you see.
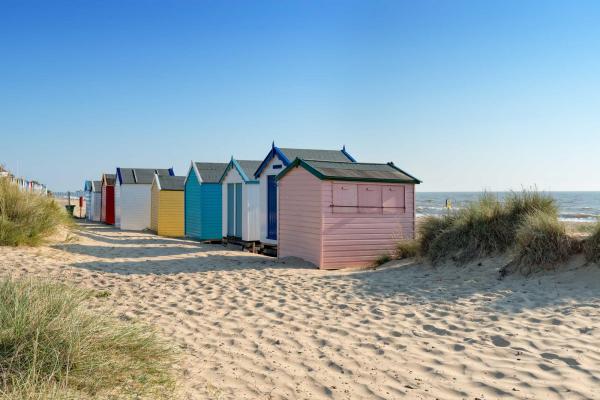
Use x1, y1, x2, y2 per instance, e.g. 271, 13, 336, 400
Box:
0, 222, 598, 399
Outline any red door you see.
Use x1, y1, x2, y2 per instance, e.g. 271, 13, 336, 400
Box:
104, 186, 115, 225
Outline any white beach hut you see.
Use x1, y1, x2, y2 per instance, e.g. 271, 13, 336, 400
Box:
89, 180, 102, 221
115, 167, 174, 230
219, 158, 262, 242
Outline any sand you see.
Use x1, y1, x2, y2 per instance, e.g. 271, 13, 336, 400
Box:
0, 222, 599, 399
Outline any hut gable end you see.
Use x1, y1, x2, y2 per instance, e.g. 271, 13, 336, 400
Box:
277, 167, 323, 267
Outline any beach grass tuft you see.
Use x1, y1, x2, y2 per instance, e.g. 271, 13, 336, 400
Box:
583, 222, 600, 264
373, 254, 393, 267
0, 277, 177, 399
0, 178, 70, 246
395, 239, 420, 259
509, 211, 574, 274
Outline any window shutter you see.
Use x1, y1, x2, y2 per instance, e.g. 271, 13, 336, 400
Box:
382, 185, 405, 214
358, 185, 382, 214
332, 183, 357, 213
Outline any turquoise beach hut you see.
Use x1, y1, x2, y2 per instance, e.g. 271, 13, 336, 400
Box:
184, 161, 229, 241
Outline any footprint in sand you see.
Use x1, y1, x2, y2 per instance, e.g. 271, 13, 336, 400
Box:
538, 363, 556, 372
493, 371, 505, 379
423, 324, 450, 336
491, 335, 510, 347
540, 352, 580, 367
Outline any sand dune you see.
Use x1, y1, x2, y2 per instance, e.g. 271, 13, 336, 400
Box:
0, 222, 599, 399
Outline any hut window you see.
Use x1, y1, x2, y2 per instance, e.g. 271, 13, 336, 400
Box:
382, 185, 406, 214
332, 183, 357, 213
358, 185, 382, 214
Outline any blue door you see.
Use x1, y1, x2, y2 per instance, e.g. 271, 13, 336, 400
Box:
267, 175, 277, 240
235, 183, 243, 238
227, 183, 235, 236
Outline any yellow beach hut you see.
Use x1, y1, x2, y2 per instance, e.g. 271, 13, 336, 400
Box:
150, 175, 186, 237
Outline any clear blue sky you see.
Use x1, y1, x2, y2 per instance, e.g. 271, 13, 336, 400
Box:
1, 1, 599, 192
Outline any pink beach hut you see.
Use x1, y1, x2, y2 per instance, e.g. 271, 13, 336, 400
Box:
277, 159, 421, 269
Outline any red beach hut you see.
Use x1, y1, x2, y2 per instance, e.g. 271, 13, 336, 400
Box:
101, 173, 116, 225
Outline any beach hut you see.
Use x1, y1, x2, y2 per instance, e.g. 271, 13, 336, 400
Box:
277, 159, 421, 269
89, 181, 102, 221
184, 162, 229, 241
219, 158, 262, 242
84, 181, 92, 220
150, 175, 186, 237
115, 168, 174, 231
101, 173, 116, 224
253, 143, 356, 245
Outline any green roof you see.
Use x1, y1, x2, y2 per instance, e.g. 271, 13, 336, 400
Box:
277, 159, 421, 184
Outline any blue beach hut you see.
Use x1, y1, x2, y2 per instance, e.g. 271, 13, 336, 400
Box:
184, 161, 229, 241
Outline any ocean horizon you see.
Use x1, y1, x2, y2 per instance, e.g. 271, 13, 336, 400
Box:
416, 191, 600, 223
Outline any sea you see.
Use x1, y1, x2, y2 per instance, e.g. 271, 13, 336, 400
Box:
416, 192, 600, 223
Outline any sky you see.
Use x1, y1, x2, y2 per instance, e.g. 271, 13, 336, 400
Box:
1, 0, 599, 192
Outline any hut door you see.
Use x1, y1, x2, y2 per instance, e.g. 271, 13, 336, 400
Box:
235, 183, 243, 238
227, 183, 235, 236
267, 175, 277, 240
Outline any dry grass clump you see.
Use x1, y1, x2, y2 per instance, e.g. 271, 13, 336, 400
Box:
0, 178, 70, 246
395, 239, 420, 259
418, 191, 558, 265
507, 211, 574, 275
373, 254, 393, 267
418, 215, 456, 258
583, 222, 600, 264
0, 278, 177, 399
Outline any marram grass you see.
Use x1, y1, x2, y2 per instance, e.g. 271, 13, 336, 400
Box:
0, 178, 70, 246
0, 277, 177, 399
382, 190, 584, 275
584, 222, 600, 264
510, 211, 574, 275
417, 190, 558, 265
395, 239, 420, 259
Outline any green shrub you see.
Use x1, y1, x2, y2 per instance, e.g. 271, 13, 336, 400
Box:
0, 278, 176, 399
509, 211, 573, 274
584, 222, 600, 264
418, 191, 558, 264
0, 178, 70, 246
396, 239, 420, 259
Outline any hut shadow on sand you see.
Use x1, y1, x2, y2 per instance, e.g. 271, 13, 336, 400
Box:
62, 222, 315, 274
